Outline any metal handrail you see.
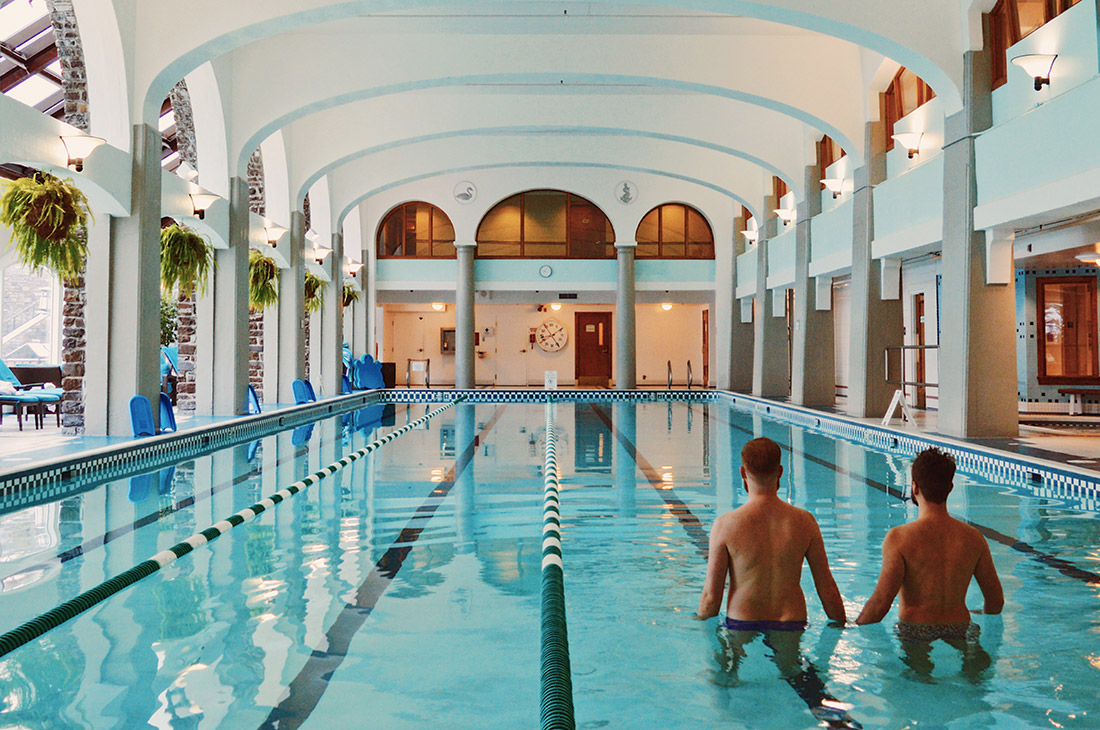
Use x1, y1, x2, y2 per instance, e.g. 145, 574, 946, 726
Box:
884, 345, 938, 388
686, 360, 693, 389
406, 358, 431, 388
667, 360, 673, 389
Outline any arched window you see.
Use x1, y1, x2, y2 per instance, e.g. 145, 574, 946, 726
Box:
635, 203, 714, 259
377, 202, 456, 258
476, 190, 615, 258
882, 67, 936, 150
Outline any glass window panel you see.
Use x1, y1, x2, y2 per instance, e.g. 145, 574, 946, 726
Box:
2, 264, 58, 364
605, 219, 616, 244
636, 243, 659, 258
379, 212, 404, 256
686, 242, 714, 259
661, 242, 686, 258
477, 242, 521, 257
523, 191, 567, 243
414, 204, 432, 242
433, 212, 455, 243
1016, 0, 1047, 37
661, 205, 685, 243
403, 206, 418, 255
432, 240, 456, 257
524, 243, 568, 257
5, 75, 58, 107
477, 195, 522, 242
567, 198, 608, 258
636, 209, 660, 243
686, 208, 711, 244
1041, 279, 1097, 378
898, 70, 920, 116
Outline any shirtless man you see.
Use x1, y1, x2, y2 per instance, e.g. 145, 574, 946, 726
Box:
698, 437, 846, 629
856, 447, 1003, 651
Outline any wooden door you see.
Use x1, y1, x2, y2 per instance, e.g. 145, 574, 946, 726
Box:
702, 309, 709, 385
914, 293, 926, 408
575, 312, 612, 387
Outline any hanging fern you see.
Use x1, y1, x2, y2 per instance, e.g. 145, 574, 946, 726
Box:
160, 223, 215, 297
0, 172, 91, 284
304, 271, 327, 314
249, 249, 280, 312
342, 282, 360, 308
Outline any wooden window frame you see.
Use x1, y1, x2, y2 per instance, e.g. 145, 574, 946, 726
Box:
634, 203, 715, 260
883, 67, 936, 151
1036, 275, 1100, 385
474, 190, 616, 259
989, 0, 1080, 90
816, 135, 846, 190
376, 201, 456, 259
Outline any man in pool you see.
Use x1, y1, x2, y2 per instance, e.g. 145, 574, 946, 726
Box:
697, 436, 847, 629
856, 447, 1003, 661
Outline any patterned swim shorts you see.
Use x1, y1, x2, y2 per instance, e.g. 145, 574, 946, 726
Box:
895, 621, 980, 643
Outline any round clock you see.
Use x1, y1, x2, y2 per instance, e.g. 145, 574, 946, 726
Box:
535, 318, 568, 352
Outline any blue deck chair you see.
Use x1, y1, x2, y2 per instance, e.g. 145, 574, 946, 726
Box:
292, 379, 315, 405
247, 384, 262, 414
129, 395, 156, 437
159, 393, 177, 433
342, 374, 352, 395
304, 379, 318, 401
0, 392, 45, 430
0, 356, 61, 427
291, 423, 315, 446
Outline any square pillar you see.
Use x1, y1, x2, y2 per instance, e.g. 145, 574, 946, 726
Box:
211, 177, 251, 416
277, 210, 306, 403
752, 196, 788, 397
791, 164, 834, 406
730, 215, 754, 390
320, 232, 344, 396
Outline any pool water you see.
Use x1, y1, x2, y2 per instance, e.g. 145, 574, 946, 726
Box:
0, 399, 1098, 729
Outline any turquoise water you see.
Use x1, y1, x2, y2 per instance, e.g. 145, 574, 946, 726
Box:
0, 399, 1098, 728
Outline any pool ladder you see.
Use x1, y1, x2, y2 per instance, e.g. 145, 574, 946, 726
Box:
666, 360, 693, 389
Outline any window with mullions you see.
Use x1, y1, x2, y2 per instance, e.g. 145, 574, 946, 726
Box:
635, 203, 714, 259
475, 190, 615, 258
988, 0, 1080, 89
882, 67, 936, 151
1037, 276, 1099, 384
377, 202, 456, 258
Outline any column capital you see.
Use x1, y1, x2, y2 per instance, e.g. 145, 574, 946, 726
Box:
455, 241, 477, 249
615, 240, 638, 249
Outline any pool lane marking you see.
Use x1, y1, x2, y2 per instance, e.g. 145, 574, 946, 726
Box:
712, 410, 1100, 586
540, 399, 576, 730
0, 400, 461, 662
588, 405, 863, 730
260, 404, 507, 730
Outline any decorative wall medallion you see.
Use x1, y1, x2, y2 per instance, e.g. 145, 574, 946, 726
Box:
453, 181, 477, 204
616, 181, 637, 205
538, 264, 553, 278
535, 318, 568, 352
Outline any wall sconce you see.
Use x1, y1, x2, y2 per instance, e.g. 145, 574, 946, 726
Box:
60, 134, 105, 172
661, 303, 673, 311
550, 302, 562, 311
1075, 252, 1100, 264
742, 229, 759, 243
431, 302, 445, 311
344, 260, 364, 275
308, 246, 333, 263
821, 178, 845, 199
305, 229, 319, 244
189, 193, 219, 220
176, 160, 199, 182
891, 132, 923, 159
1012, 53, 1057, 91
264, 223, 288, 247
773, 208, 796, 226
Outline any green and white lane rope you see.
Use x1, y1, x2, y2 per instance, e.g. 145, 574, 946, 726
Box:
539, 397, 576, 730
0, 398, 462, 660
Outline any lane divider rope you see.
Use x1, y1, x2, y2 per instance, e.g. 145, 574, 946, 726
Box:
539, 396, 576, 730
0, 398, 462, 660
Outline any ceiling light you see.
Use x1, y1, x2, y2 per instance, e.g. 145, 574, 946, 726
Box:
1075, 252, 1100, 264
305, 229, 319, 244
176, 160, 199, 182
661, 303, 673, 311
189, 193, 219, 220
432, 302, 445, 311
821, 178, 845, 199
1011, 53, 1057, 91
774, 208, 796, 226
60, 134, 105, 172
550, 303, 562, 311
265, 222, 288, 246
891, 132, 923, 159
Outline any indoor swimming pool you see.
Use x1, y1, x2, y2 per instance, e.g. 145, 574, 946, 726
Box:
0, 394, 1098, 729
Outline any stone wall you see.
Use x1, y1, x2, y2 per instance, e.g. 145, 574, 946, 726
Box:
247, 148, 266, 399
169, 81, 199, 412
302, 195, 311, 380
168, 81, 198, 170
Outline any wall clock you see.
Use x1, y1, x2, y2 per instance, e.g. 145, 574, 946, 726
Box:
535, 318, 568, 352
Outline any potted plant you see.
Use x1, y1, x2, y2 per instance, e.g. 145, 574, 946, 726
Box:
304, 271, 326, 313
160, 222, 214, 297
249, 248, 280, 312
342, 282, 360, 308
0, 172, 91, 284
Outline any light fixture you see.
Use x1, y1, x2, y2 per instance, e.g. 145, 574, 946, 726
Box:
60, 134, 106, 172
308, 246, 333, 263
550, 303, 562, 311
189, 193, 219, 220
891, 132, 924, 159
1011, 53, 1057, 91
431, 302, 445, 311
742, 228, 759, 243
821, 178, 845, 199
176, 160, 199, 182
344, 260, 364, 275
661, 303, 673, 311
305, 229, 319, 244
1075, 252, 1100, 264
774, 208, 796, 226
264, 223, 288, 247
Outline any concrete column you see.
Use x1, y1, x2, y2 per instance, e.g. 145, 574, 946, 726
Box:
730, 214, 754, 390
277, 210, 306, 403
210, 177, 251, 417
352, 274, 368, 357
939, 50, 1018, 437
752, 196, 788, 397
262, 305, 279, 406
82, 216, 111, 435
321, 232, 344, 396
615, 243, 637, 389
194, 280, 214, 415
847, 122, 903, 418
714, 220, 735, 389
791, 165, 834, 406
455, 243, 476, 389
103, 123, 161, 435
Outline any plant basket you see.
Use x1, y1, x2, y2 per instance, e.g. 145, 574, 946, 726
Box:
0, 172, 91, 283
249, 249, 280, 312
305, 271, 327, 314
342, 282, 360, 308
160, 223, 215, 297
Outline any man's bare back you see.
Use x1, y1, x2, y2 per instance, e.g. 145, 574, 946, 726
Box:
698, 438, 845, 625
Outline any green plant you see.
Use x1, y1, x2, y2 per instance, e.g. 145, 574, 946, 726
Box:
304, 271, 327, 314
342, 282, 360, 308
0, 172, 91, 284
249, 248, 280, 312
160, 297, 178, 346
160, 223, 214, 297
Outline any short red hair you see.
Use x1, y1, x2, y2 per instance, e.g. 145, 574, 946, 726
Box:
741, 437, 781, 478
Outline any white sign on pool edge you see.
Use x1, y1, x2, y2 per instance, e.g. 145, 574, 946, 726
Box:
544, 371, 558, 390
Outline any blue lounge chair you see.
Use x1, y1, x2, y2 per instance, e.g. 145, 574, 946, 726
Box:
247, 384, 262, 414
159, 393, 177, 433
292, 379, 315, 405
304, 379, 318, 401
130, 395, 156, 437
0, 391, 44, 430
0, 356, 61, 427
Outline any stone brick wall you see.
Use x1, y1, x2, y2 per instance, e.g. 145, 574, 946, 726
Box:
302, 195, 311, 380
46, 0, 88, 131
176, 295, 196, 411
168, 81, 198, 170
247, 148, 266, 399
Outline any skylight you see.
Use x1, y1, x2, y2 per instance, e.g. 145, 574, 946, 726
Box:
5, 74, 58, 108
